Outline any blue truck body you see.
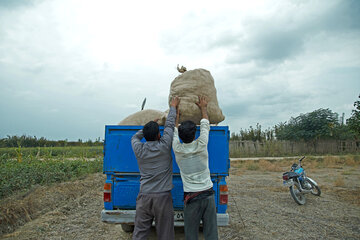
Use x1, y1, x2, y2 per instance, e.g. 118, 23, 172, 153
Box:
101, 125, 230, 229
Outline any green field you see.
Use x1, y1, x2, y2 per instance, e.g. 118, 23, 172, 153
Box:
0, 146, 103, 199
0, 146, 103, 159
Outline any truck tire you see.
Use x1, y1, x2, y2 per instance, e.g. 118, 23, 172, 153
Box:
121, 224, 134, 232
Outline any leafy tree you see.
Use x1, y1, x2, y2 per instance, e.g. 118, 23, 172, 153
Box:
346, 94, 360, 138
275, 108, 340, 141
332, 124, 356, 140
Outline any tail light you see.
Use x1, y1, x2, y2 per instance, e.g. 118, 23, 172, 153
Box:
104, 183, 112, 202
283, 174, 289, 181
219, 185, 228, 204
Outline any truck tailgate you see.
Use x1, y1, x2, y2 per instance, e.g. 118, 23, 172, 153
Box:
103, 125, 229, 175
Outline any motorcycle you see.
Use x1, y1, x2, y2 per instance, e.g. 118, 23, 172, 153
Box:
282, 156, 321, 205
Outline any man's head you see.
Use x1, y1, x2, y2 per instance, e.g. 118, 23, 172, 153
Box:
178, 120, 196, 143
143, 121, 160, 141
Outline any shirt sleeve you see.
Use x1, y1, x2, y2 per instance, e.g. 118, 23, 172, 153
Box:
172, 127, 181, 157
131, 129, 144, 158
197, 119, 210, 145
159, 107, 176, 149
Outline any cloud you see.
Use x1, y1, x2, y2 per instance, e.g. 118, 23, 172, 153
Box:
160, 0, 360, 65
226, 1, 360, 64
0, 0, 39, 9
0, 0, 359, 139
319, 0, 360, 32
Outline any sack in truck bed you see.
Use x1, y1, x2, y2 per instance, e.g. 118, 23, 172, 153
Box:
168, 68, 225, 125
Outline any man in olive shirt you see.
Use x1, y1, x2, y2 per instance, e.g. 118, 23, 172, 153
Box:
131, 97, 180, 240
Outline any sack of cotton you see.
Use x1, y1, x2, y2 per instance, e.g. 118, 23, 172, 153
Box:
118, 109, 167, 126
168, 68, 225, 124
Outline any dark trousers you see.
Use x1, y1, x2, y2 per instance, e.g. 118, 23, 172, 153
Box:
133, 191, 174, 240
184, 194, 218, 240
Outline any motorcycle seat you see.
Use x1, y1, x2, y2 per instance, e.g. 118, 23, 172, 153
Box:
284, 172, 299, 178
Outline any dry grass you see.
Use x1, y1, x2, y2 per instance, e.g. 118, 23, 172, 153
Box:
345, 158, 357, 166
288, 155, 360, 171
246, 163, 259, 171
323, 155, 338, 167
232, 158, 288, 173
258, 160, 283, 172
323, 183, 360, 206
302, 159, 318, 170
267, 186, 288, 193
342, 169, 356, 175
232, 155, 360, 176
321, 155, 359, 168
333, 189, 360, 205
232, 155, 360, 174
0, 173, 103, 236
231, 155, 360, 207
333, 176, 345, 187
230, 160, 243, 169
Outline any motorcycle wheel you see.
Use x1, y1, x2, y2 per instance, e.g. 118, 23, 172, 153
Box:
289, 183, 306, 205
306, 179, 321, 196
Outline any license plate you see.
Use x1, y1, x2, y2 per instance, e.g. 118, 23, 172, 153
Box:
283, 179, 293, 187
174, 211, 184, 221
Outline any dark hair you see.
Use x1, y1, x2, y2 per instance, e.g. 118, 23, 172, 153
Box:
143, 121, 159, 141
178, 120, 196, 143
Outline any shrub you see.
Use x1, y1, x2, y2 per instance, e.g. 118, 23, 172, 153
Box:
0, 157, 102, 199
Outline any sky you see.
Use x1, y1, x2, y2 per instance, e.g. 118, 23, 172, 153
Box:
0, 0, 359, 141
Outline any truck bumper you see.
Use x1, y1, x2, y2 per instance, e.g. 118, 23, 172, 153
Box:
101, 210, 229, 226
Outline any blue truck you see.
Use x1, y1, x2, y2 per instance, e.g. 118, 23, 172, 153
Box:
101, 124, 230, 232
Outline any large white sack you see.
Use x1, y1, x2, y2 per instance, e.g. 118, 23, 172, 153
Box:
168, 68, 225, 124
118, 109, 167, 126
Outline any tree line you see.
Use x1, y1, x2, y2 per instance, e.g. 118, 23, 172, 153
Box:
2, 96, 359, 146
0, 135, 103, 148
231, 95, 360, 142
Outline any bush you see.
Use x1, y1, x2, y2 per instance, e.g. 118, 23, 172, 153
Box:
0, 157, 102, 199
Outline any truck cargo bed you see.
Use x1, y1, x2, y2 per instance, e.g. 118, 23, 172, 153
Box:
102, 125, 230, 227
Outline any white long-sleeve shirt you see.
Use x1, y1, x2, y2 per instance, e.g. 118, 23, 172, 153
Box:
172, 119, 213, 192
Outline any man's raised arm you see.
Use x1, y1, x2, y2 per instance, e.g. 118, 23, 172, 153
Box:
196, 96, 210, 145
161, 96, 180, 147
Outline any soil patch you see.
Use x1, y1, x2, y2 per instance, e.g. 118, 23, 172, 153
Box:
1, 163, 359, 239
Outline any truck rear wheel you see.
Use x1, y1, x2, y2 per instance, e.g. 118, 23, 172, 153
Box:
121, 224, 134, 232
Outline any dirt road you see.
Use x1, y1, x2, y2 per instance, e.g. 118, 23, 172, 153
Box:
1, 162, 359, 240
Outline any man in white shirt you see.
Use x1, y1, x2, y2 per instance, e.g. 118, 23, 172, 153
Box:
172, 96, 218, 240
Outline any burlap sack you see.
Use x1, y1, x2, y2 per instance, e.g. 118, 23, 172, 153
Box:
118, 109, 167, 126
168, 68, 225, 124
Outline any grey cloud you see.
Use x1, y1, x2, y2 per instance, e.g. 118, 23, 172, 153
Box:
0, 0, 358, 139
261, 91, 308, 107
226, 30, 304, 64
161, 0, 360, 65
320, 0, 360, 32
0, 0, 39, 9
226, 0, 360, 64
221, 102, 250, 118
217, 71, 316, 129
221, 91, 313, 130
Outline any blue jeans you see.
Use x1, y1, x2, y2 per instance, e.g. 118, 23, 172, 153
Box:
184, 193, 218, 240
